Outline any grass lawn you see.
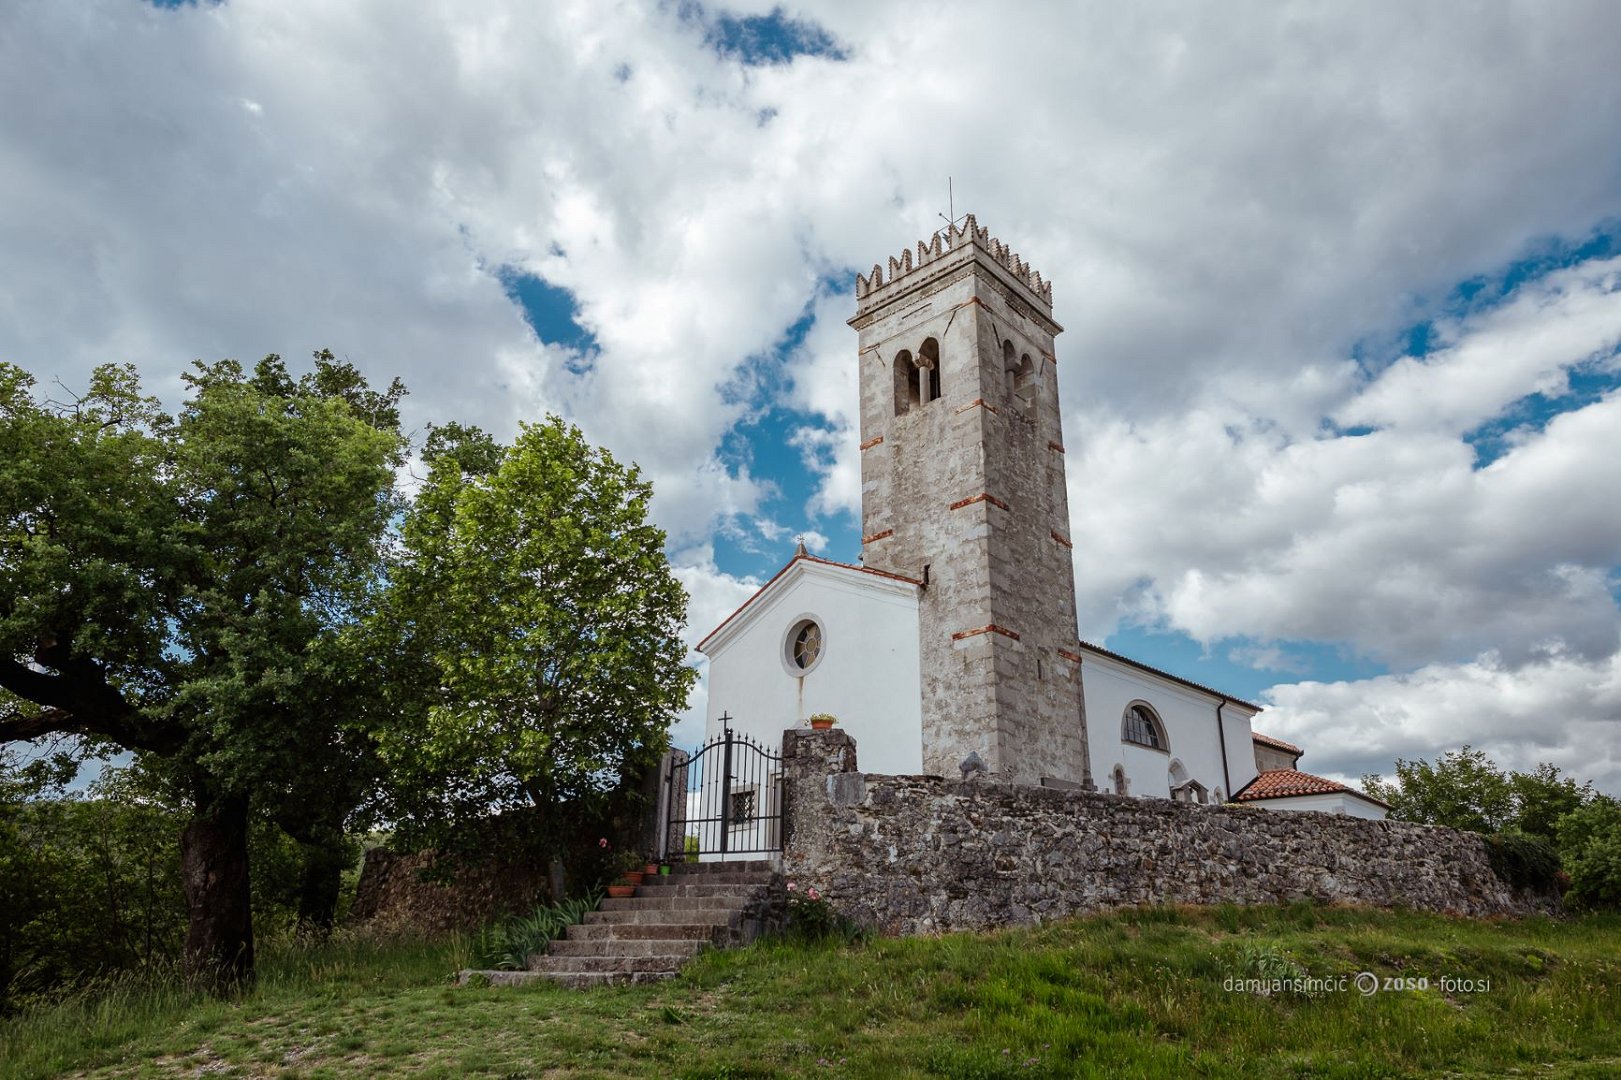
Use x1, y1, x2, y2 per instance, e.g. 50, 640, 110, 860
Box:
3, 904, 1618, 1079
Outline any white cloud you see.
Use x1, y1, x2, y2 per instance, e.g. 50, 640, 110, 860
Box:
5, 0, 1621, 788
1260, 644, 1621, 794
1336, 256, 1621, 433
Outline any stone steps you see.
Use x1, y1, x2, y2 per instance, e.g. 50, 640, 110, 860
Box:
581, 908, 737, 926
598, 893, 742, 911
459, 862, 784, 990
630, 882, 775, 899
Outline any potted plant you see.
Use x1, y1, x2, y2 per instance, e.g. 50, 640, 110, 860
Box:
808, 712, 838, 731
600, 837, 648, 888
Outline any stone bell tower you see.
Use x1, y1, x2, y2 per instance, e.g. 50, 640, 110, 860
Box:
851, 214, 1091, 787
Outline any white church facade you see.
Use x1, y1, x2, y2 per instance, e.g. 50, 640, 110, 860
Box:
696, 216, 1387, 822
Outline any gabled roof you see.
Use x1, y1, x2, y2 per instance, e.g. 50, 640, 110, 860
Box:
696, 553, 922, 654
1231, 768, 1390, 810
1077, 641, 1264, 712
1252, 732, 1303, 757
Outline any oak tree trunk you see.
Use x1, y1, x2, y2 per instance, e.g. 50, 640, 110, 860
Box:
180, 793, 254, 992
294, 836, 348, 935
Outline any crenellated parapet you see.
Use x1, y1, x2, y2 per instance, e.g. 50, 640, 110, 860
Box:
853, 213, 1053, 306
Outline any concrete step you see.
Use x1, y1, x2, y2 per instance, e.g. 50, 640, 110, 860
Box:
583, 908, 736, 927
648, 871, 777, 886
663, 859, 779, 875
598, 894, 744, 911
537, 971, 677, 989
547, 937, 710, 958
457, 968, 676, 989
528, 953, 691, 975
566, 921, 724, 942
630, 882, 772, 899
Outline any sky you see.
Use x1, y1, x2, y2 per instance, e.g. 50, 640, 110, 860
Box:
3, 0, 1620, 794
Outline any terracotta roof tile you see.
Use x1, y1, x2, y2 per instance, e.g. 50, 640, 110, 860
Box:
1231, 768, 1390, 809
1251, 732, 1303, 756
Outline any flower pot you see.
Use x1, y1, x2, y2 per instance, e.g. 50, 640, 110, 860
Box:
606, 884, 636, 899
621, 871, 645, 886
659, 865, 671, 875
810, 718, 835, 731
643, 862, 660, 877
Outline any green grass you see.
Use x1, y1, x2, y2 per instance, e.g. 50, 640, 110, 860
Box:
3, 906, 1618, 1079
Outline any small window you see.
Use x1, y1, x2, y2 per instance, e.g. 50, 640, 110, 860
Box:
893, 350, 920, 415
783, 617, 826, 675
919, 337, 942, 403
729, 788, 756, 825
1013, 353, 1036, 415
1122, 703, 1166, 750
791, 622, 821, 668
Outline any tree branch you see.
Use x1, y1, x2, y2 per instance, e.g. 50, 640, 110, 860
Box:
0, 657, 181, 754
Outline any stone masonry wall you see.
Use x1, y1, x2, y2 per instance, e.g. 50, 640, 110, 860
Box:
781, 730, 1558, 934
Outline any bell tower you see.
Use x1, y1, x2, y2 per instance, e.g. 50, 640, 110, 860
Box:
850, 215, 1091, 787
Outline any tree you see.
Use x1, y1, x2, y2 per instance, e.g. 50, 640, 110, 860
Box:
1508, 762, 1594, 843
1362, 746, 1514, 833
1363, 749, 1599, 841
0, 354, 403, 989
1557, 796, 1621, 910
376, 417, 693, 846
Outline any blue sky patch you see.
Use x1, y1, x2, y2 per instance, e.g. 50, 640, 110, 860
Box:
496, 266, 597, 370
1102, 625, 1389, 705
691, 5, 848, 65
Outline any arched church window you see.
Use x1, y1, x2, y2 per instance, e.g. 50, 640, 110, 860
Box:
918, 337, 942, 403
893, 350, 920, 416
1014, 353, 1036, 416
1122, 703, 1167, 751
1002, 340, 1017, 399
783, 617, 826, 675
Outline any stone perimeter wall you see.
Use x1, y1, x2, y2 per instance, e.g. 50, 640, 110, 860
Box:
781, 730, 1557, 934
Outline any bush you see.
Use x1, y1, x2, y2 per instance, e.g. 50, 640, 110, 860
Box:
1484, 831, 1562, 893
784, 882, 865, 945
1557, 798, 1621, 911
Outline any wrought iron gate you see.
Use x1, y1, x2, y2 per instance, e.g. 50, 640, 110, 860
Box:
663, 724, 782, 858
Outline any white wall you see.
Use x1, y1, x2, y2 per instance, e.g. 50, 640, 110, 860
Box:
701, 561, 923, 775
1250, 792, 1388, 820
1083, 654, 1256, 803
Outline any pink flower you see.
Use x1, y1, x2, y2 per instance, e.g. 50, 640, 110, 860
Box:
807, 887, 821, 901
786, 882, 797, 891
598, 838, 609, 849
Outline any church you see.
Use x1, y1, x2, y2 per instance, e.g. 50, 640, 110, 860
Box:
697, 215, 1387, 821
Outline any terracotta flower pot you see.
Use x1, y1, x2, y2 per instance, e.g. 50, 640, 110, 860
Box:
622, 871, 645, 886
643, 862, 660, 877
607, 884, 636, 899
810, 718, 835, 731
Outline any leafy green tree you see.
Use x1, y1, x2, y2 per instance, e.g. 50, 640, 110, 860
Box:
1362, 746, 1515, 833
0, 354, 402, 989
376, 417, 693, 842
0, 752, 188, 1012
1557, 796, 1621, 910
1508, 762, 1594, 843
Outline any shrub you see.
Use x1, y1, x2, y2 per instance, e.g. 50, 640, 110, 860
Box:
784, 882, 866, 945
1484, 832, 1562, 893
1557, 798, 1621, 911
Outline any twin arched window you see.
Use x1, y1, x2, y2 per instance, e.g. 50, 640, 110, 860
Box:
893, 337, 942, 416
1002, 339, 1036, 416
